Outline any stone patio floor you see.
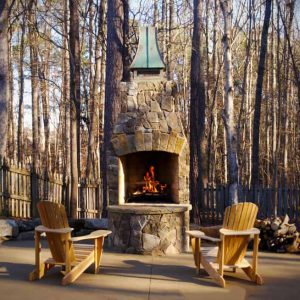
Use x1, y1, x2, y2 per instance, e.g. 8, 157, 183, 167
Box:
0, 240, 299, 300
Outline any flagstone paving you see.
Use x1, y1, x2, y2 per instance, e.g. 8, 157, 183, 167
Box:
0, 240, 299, 300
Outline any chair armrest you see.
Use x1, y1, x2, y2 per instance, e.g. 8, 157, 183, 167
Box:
71, 230, 112, 242
199, 225, 222, 239
186, 230, 221, 243
35, 225, 73, 234
219, 228, 260, 236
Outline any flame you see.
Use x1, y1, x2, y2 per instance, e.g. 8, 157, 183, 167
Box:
134, 166, 167, 194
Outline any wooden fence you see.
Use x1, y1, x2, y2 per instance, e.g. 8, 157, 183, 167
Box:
0, 159, 102, 219
198, 185, 300, 226
0, 162, 31, 218
1, 159, 299, 223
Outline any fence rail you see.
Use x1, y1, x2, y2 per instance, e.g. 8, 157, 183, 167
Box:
0, 159, 102, 219
198, 185, 300, 226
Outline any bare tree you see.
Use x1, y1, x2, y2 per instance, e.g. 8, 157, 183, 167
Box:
102, 0, 125, 213
86, 0, 106, 179
251, 0, 272, 186
122, 0, 130, 82
190, 0, 207, 222
0, 0, 8, 157
17, 13, 26, 163
7, 20, 14, 159
220, 0, 239, 204
62, 0, 70, 179
153, 0, 158, 26
69, 0, 81, 218
39, 24, 51, 171
167, 0, 175, 79
28, 0, 40, 171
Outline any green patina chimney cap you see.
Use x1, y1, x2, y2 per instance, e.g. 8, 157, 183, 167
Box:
130, 26, 165, 71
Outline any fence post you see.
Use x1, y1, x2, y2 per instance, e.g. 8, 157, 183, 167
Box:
96, 181, 102, 218
1, 159, 10, 216
31, 171, 39, 218
79, 179, 85, 219
62, 176, 66, 208
64, 176, 70, 217
296, 189, 299, 228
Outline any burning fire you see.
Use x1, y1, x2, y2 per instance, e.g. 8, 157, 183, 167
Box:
133, 166, 167, 195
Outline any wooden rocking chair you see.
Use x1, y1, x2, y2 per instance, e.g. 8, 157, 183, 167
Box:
29, 201, 111, 285
187, 202, 263, 288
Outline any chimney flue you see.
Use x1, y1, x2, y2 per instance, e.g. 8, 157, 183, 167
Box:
130, 26, 165, 79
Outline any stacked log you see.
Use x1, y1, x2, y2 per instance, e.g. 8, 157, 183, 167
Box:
255, 215, 300, 253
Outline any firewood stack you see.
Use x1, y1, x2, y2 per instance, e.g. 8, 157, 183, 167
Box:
255, 215, 300, 253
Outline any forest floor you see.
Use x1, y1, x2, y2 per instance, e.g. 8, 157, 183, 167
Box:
0, 240, 299, 300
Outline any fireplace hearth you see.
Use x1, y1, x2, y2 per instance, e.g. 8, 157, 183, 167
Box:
107, 26, 190, 255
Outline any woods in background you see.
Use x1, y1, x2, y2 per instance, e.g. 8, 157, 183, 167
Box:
0, 0, 299, 216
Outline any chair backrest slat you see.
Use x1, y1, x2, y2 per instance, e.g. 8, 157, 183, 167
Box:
219, 202, 258, 265
37, 201, 75, 263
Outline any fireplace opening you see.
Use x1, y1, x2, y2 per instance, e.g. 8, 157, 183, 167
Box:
119, 151, 179, 204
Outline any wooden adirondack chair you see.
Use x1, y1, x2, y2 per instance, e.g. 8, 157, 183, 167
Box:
187, 202, 263, 288
29, 201, 111, 285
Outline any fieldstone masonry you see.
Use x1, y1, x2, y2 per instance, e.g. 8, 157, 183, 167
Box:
108, 205, 190, 255
107, 78, 190, 255
107, 80, 189, 205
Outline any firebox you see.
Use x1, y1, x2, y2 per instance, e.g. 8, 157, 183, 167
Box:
119, 151, 179, 204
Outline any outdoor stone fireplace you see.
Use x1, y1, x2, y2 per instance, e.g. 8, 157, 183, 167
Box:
107, 27, 190, 255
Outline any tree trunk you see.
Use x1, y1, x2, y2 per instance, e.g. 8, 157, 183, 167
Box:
277, 0, 299, 108
220, 0, 239, 204
0, 0, 8, 157
122, 0, 130, 82
17, 14, 25, 163
98, 0, 107, 185
7, 23, 14, 160
207, 0, 220, 184
28, 1, 40, 171
62, 0, 70, 180
167, 0, 174, 80
190, 0, 207, 223
271, 4, 277, 188
69, 0, 81, 218
251, 0, 272, 186
102, 0, 124, 214
39, 25, 51, 172
237, 0, 253, 184
85, 0, 96, 179
86, 0, 106, 179
161, 0, 167, 62
153, 0, 158, 26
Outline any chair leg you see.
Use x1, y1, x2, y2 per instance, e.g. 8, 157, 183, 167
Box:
191, 237, 201, 274
218, 236, 224, 277
94, 236, 104, 274
64, 238, 72, 273
201, 256, 226, 288
242, 266, 263, 285
29, 264, 45, 281
242, 234, 263, 285
62, 251, 94, 285
29, 231, 46, 281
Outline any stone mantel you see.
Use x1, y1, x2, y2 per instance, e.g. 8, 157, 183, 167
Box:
107, 204, 191, 215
